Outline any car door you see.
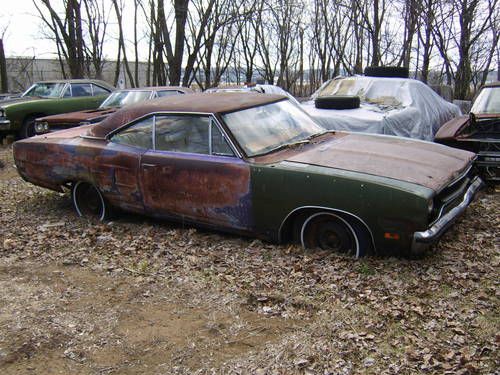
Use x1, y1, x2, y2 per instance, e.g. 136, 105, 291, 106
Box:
140, 114, 253, 230
58, 83, 104, 113
100, 117, 154, 213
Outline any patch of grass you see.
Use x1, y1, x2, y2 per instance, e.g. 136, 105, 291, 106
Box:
357, 262, 375, 276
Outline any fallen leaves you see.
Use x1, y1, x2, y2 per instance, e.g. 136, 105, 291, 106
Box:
0, 144, 498, 374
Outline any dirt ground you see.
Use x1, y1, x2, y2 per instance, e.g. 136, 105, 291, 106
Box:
0, 144, 498, 374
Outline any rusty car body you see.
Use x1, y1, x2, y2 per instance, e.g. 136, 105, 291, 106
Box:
435, 82, 500, 183
13, 93, 483, 257
34, 86, 194, 135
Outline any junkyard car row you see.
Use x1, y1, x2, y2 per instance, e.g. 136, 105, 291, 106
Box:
0, 79, 114, 138
13, 91, 484, 257
2, 75, 496, 256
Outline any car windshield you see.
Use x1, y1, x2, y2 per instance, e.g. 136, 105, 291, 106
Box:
22, 82, 66, 98
100, 90, 152, 108
222, 99, 325, 157
471, 87, 500, 114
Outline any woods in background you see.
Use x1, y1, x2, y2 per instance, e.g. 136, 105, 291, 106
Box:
22, 0, 500, 99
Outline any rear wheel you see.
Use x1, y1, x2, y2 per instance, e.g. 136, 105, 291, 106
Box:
72, 181, 109, 221
301, 213, 364, 257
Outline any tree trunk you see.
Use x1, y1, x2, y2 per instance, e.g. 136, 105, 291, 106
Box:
0, 39, 7, 93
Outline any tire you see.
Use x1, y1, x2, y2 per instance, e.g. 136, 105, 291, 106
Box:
364, 66, 409, 78
315, 95, 360, 110
20, 115, 38, 139
300, 212, 368, 257
72, 181, 110, 221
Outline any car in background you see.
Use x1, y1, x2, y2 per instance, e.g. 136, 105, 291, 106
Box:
301, 76, 461, 141
13, 92, 482, 258
34, 86, 194, 135
435, 81, 499, 183
206, 83, 301, 106
0, 79, 114, 138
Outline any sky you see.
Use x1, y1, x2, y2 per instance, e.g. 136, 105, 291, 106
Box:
1, 0, 142, 60
1, 0, 56, 57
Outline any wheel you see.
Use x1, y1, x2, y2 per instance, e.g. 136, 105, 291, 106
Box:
364, 66, 409, 78
20, 115, 38, 139
315, 95, 361, 110
301, 213, 364, 257
72, 181, 109, 221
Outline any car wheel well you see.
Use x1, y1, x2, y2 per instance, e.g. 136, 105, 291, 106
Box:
19, 113, 46, 139
279, 207, 375, 254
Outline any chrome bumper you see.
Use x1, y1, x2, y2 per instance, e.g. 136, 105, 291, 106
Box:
411, 176, 484, 254
0, 119, 11, 130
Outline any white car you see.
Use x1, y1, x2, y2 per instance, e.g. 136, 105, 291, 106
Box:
301, 76, 461, 141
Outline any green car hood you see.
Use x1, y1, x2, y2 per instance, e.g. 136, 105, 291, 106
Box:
0, 96, 41, 107
285, 133, 475, 191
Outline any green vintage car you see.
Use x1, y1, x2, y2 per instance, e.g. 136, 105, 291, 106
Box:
0, 79, 114, 138
13, 93, 483, 257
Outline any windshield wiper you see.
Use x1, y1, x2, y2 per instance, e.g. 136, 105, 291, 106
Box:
252, 139, 310, 157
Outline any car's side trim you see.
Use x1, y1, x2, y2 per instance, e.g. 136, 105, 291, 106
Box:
278, 205, 376, 252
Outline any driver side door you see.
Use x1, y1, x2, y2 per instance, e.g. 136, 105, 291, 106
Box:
139, 114, 253, 231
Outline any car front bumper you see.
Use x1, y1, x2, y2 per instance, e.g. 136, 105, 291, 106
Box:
411, 175, 484, 255
0, 119, 11, 131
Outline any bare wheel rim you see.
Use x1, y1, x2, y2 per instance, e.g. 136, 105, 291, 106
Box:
301, 213, 360, 257
72, 182, 106, 220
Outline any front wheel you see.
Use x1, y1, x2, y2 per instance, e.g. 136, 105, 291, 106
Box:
72, 181, 110, 221
20, 115, 38, 139
301, 213, 365, 257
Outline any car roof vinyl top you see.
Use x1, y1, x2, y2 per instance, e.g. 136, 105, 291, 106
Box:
88, 92, 286, 138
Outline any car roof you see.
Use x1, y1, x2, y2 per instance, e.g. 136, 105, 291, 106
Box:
88, 92, 286, 138
112, 86, 194, 93
482, 81, 500, 89
33, 79, 115, 90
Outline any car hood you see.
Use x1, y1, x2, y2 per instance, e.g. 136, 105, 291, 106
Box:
39, 108, 117, 124
284, 133, 475, 191
0, 96, 42, 107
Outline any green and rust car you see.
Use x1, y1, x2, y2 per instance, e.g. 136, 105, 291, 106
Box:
0, 79, 114, 138
13, 93, 483, 257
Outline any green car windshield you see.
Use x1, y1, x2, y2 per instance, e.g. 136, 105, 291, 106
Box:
100, 90, 152, 108
222, 99, 325, 157
22, 82, 66, 98
471, 87, 500, 114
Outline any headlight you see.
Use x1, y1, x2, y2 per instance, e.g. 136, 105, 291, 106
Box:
34, 121, 49, 133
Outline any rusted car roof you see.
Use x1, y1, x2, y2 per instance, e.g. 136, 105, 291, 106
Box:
88, 92, 285, 138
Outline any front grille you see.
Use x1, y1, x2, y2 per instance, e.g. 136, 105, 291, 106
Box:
429, 167, 472, 224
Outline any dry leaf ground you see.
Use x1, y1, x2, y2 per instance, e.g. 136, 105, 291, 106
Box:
0, 144, 498, 374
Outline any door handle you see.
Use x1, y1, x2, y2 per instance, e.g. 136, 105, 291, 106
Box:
142, 163, 157, 169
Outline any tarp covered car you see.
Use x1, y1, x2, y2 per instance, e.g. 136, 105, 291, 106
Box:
301, 76, 461, 141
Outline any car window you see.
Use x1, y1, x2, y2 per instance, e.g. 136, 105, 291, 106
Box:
155, 115, 210, 154
23, 82, 66, 98
212, 125, 234, 156
157, 90, 184, 97
71, 83, 93, 97
111, 117, 153, 149
62, 85, 72, 98
92, 84, 111, 96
